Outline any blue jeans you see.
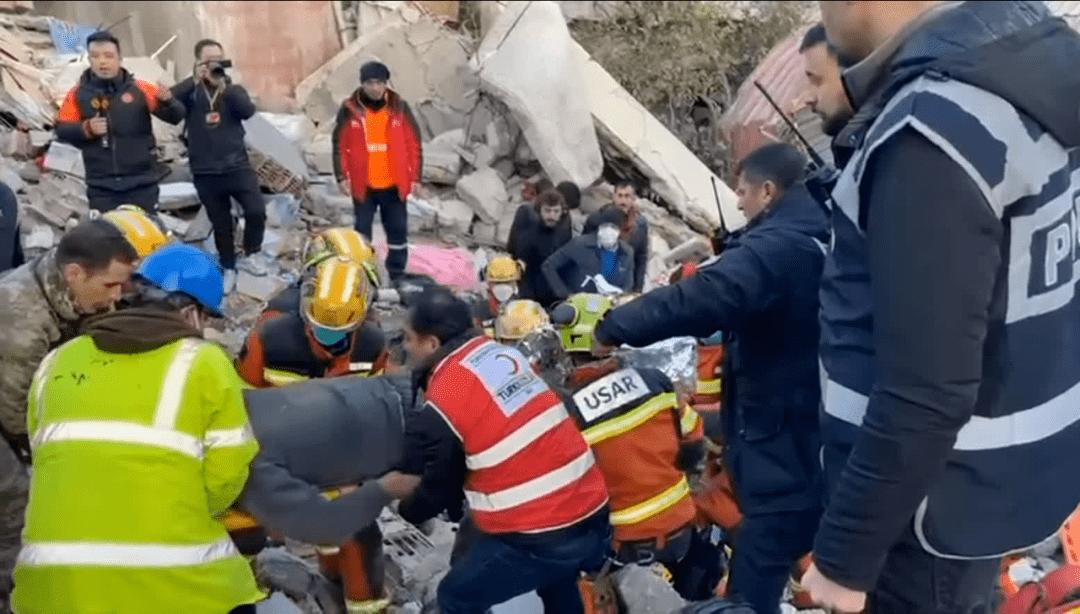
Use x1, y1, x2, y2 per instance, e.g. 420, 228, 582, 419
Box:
438, 512, 610, 614
726, 508, 821, 614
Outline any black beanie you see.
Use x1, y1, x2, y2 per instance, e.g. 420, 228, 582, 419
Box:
360, 61, 390, 83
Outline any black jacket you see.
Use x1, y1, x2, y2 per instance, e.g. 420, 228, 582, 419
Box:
171, 76, 257, 175
584, 212, 649, 292
541, 234, 635, 300
595, 186, 829, 515
55, 69, 184, 190
0, 182, 22, 274
506, 204, 572, 306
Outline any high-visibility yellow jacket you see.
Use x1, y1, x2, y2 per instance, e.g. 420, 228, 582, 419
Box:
12, 337, 264, 614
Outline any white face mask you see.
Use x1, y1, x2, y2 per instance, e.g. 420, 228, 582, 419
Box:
598, 225, 620, 250
492, 283, 517, 303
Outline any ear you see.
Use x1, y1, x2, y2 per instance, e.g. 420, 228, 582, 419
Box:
424, 334, 441, 354
62, 262, 85, 285
761, 180, 779, 202
516, 260, 526, 274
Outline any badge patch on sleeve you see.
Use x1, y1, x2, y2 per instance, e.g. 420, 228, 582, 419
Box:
463, 343, 548, 417
572, 368, 649, 424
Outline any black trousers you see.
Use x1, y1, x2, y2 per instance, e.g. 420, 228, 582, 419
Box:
194, 168, 266, 270
354, 187, 408, 281
726, 508, 821, 614
86, 182, 159, 213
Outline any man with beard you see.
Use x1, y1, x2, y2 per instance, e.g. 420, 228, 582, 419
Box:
507, 188, 572, 307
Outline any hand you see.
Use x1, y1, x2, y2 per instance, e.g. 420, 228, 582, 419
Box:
378, 471, 422, 499
87, 116, 108, 136
337, 484, 359, 496
592, 336, 616, 358
195, 62, 210, 82
338, 179, 351, 198
800, 562, 867, 613
156, 82, 172, 102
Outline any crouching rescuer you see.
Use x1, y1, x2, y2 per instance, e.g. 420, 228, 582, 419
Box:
12, 243, 262, 614
395, 285, 611, 614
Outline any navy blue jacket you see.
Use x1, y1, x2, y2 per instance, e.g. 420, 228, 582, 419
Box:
171, 76, 257, 175
595, 185, 829, 514
584, 212, 649, 292
541, 233, 635, 300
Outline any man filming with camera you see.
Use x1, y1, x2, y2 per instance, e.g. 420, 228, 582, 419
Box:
172, 39, 267, 294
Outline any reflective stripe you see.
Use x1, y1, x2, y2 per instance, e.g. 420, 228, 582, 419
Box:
204, 425, 254, 450
153, 339, 203, 429
387, 244, 408, 251
583, 393, 676, 446
348, 362, 374, 373
696, 379, 721, 395
264, 368, 309, 387
821, 376, 869, 427
347, 598, 391, 614
32, 420, 204, 459
366, 143, 388, 153
18, 537, 239, 567
680, 407, 701, 436
465, 449, 596, 512
610, 477, 691, 526
316, 546, 340, 555
466, 404, 570, 470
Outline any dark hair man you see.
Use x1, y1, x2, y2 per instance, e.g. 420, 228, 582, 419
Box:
803, 2, 1080, 613
55, 31, 185, 213
0, 218, 138, 612
798, 23, 853, 140
0, 181, 22, 274
396, 284, 610, 614
593, 142, 829, 614
172, 39, 267, 294
543, 205, 635, 300
583, 180, 649, 292
507, 187, 573, 306
332, 61, 422, 286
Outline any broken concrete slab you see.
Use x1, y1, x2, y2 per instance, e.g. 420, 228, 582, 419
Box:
23, 224, 53, 250
613, 564, 686, 614
423, 129, 464, 184
471, 219, 497, 244
157, 212, 190, 237
296, 18, 477, 132
435, 198, 474, 235
158, 182, 201, 211
237, 270, 288, 302
456, 166, 507, 223
41, 141, 83, 178
485, 113, 515, 159
258, 113, 314, 150
243, 113, 308, 181
473, 1, 603, 189
0, 163, 24, 193
568, 40, 742, 234
303, 132, 334, 176
644, 232, 670, 291
265, 194, 303, 229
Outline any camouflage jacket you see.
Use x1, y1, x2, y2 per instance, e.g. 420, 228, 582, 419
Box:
0, 249, 82, 436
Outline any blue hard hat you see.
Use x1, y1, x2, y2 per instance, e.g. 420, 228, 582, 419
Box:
136, 243, 225, 317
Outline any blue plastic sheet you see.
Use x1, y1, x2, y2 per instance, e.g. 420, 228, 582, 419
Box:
47, 18, 99, 55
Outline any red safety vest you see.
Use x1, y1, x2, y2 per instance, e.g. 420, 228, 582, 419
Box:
427, 336, 609, 534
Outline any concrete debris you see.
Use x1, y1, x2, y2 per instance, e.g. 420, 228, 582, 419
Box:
434, 198, 474, 235
567, 40, 742, 234
613, 564, 687, 614
645, 232, 671, 291
259, 113, 315, 150
41, 141, 83, 178
422, 129, 465, 184
244, 113, 309, 196
662, 237, 714, 270
0, 162, 24, 193
158, 182, 201, 211
306, 183, 354, 225
302, 133, 335, 176
378, 508, 450, 611
255, 547, 344, 614
256, 592, 306, 614
237, 270, 288, 302
266, 194, 304, 229
455, 166, 507, 224
23, 223, 51, 250
473, 1, 604, 189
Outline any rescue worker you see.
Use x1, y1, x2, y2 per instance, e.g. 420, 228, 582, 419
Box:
0, 219, 137, 613
543, 206, 635, 300
592, 142, 829, 614
0, 181, 22, 274
257, 227, 381, 326
55, 31, 185, 212
803, 3, 1080, 613
494, 301, 708, 599
396, 284, 610, 614
240, 375, 423, 613
471, 255, 523, 330
12, 243, 262, 614
238, 255, 387, 387
584, 181, 649, 292
332, 60, 422, 286
507, 188, 572, 307
96, 204, 170, 260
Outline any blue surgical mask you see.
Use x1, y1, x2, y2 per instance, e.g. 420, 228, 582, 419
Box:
312, 326, 350, 347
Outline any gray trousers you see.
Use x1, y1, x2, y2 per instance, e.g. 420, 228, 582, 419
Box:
0, 440, 28, 614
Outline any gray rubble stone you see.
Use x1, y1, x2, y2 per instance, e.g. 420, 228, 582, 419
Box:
42, 141, 84, 178
423, 129, 465, 185
237, 271, 288, 302
613, 564, 686, 614
265, 194, 302, 229
456, 167, 508, 223
435, 198, 474, 235
158, 182, 201, 211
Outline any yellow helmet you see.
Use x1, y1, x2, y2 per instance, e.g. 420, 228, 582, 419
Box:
300, 256, 371, 331
100, 205, 168, 258
486, 256, 522, 283
494, 299, 550, 343
304, 228, 377, 267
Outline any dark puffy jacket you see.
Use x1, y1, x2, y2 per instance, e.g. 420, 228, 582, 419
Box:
55, 69, 185, 190
507, 204, 572, 306
171, 76, 257, 175
0, 182, 22, 274
541, 234, 635, 300
595, 186, 829, 515
240, 376, 415, 545
584, 211, 649, 292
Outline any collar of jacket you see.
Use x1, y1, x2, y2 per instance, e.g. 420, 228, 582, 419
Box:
83, 307, 202, 354
410, 328, 484, 403
33, 249, 80, 323
350, 87, 403, 114
80, 67, 133, 91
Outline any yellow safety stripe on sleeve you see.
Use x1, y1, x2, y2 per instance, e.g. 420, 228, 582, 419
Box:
582, 392, 677, 446
609, 476, 691, 526
680, 405, 701, 436
263, 368, 310, 387
347, 598, 391, 614
697, 379, 722, 395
